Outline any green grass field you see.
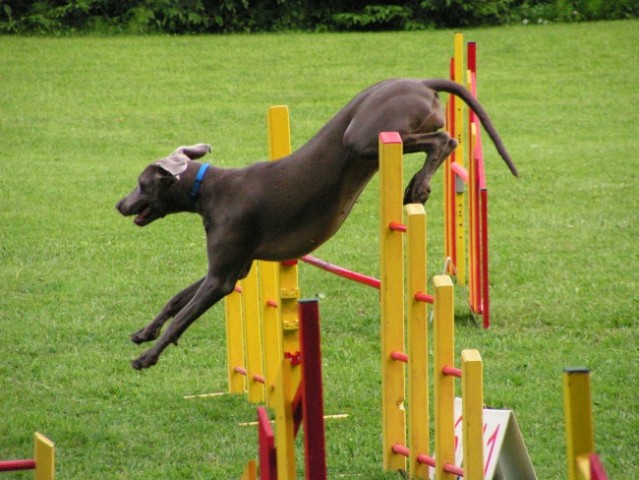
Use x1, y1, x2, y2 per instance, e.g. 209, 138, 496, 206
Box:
1, 20, 638, 479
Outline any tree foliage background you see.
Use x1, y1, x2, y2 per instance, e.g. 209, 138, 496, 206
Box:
1, 0, 637, 34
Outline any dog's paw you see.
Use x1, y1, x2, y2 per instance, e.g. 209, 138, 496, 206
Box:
131, 351, 159, 370
403, 174, 432, 205
403, 183, 431, 205
130, 326, 161, 344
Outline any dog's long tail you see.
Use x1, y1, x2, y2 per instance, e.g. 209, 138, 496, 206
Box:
422, 78, 519, 177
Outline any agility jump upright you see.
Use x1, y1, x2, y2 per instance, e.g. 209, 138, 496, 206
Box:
444, 32, 492, 327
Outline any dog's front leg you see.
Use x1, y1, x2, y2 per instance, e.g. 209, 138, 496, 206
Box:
130, 277, 205, 344
402, 132, 457, 204
131, 275, 235, 370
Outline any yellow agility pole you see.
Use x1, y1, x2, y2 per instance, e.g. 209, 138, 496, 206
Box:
433, 274, 457, 480
461, 349, 484, 480
563, 368, 595, 480
267, 106, 300, 358
260, 259, 282, 407
258, 106, 287, 407
242, 263, 265, 403
443, 66, 454, 277
379, 131, 406, 472
34, 433, 55, 480
225, 284, 246, 394
453, 32, 466, 286
275, 358, 299, 480
406, 203, 429, 479
240, 460, 257, 480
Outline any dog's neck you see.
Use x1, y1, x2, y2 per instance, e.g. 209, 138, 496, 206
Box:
189, 163, 210, 200
167, 161, 214, 214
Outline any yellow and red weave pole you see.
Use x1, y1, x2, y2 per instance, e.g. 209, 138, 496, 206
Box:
452, 32, 466, 285
259, 255, 282, 407
225, 284, 246, 394
461, 349, 484, 479
274, 356, 299, 480
433, 275, 457, 480
242, 262, 265, 403
267, 106, 301, 360
242, 108, 289, 406
406, 203, 429, 479
379, 131, 407, 472
444, 58, 456, 276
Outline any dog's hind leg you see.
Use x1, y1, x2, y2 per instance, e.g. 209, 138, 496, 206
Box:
130, 277, 205, 344
401, 132, 457, 204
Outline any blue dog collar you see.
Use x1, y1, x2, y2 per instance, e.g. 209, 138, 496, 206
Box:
190, 163, 211, 200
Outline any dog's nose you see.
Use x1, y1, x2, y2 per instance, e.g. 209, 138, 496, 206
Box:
116, 199, 123, 213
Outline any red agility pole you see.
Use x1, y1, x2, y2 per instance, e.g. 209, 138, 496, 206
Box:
258, 406, 277, 480
0, 459, 36, 471
300, 255, 380, 289
298, 299, 327, 480
467, 40, 491, 328
590, 454, 609, 480
254, 299, 328, 480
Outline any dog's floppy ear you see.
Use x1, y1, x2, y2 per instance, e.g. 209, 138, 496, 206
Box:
172, 144, 212, 160
154, 157, 189, 177
154, 144, 211, 178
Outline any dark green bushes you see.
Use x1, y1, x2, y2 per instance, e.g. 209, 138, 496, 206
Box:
1, 0, 637, 34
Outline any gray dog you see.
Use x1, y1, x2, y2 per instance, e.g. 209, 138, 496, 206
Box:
116, 78, 518, 370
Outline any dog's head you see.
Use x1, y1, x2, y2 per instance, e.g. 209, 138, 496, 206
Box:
116, 144, 211, 226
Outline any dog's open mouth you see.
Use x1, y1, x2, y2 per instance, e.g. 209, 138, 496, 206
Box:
134, 206, 154, 226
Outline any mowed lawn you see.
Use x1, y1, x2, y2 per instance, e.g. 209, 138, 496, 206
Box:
1, 20, 638, 479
